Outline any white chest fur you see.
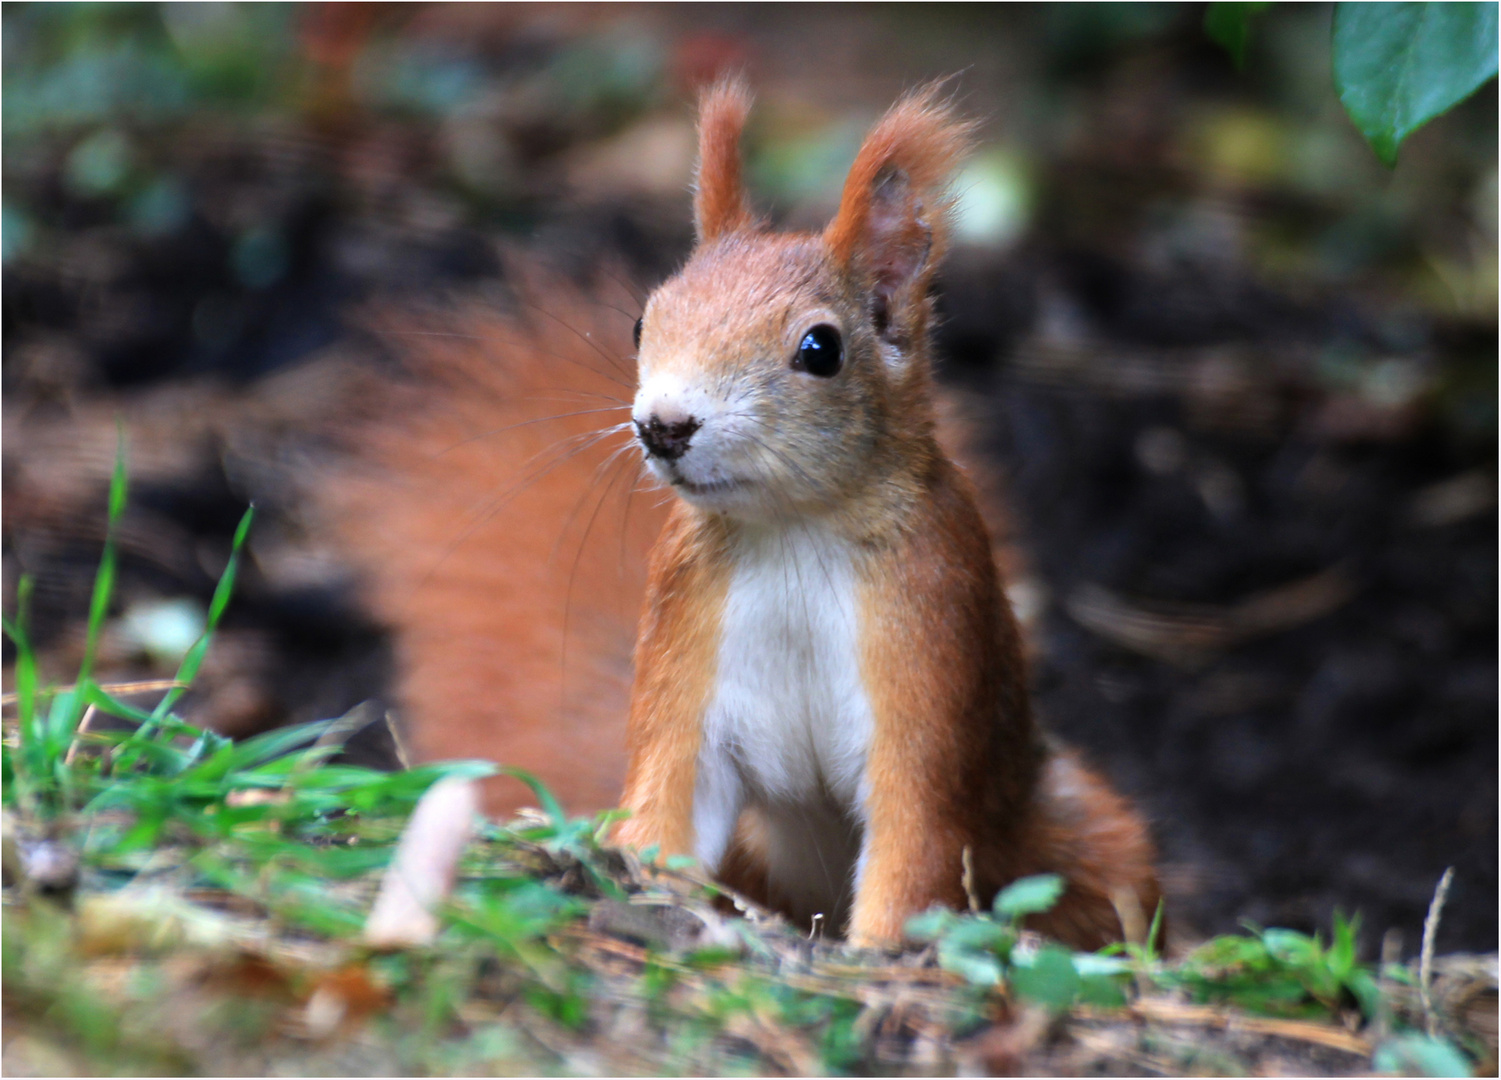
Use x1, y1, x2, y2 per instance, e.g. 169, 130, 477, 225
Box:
692, 523, 875, 924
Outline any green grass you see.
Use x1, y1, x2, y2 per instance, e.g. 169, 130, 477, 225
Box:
2, 445, 1486, 1076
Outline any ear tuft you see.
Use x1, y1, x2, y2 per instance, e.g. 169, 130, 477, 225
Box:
824, 83, 977, 331
693, 77, 756, 243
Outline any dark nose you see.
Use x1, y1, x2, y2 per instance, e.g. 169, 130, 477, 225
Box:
636, 414, 701, 461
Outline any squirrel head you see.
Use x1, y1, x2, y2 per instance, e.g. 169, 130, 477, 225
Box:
632, 79, 976, 524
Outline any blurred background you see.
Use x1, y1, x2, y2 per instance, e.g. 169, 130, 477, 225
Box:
3, 4, 1495, 952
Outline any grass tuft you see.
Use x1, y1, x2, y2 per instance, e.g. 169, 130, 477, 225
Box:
2, 460, 1490, 1076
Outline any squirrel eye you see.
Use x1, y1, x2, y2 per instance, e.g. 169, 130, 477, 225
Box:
792, 324, 842, 378
633, 317, 643, 349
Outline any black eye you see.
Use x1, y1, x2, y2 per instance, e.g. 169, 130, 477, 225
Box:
633, 317, 643, 349
792, 324, 842, 378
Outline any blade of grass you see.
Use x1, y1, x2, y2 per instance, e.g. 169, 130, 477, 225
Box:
64, 431, 130, 733
35, 430, 129, 813
207, 716, 345, 774
498, 765, 567, 825
105, 503, 253, 774
1, 577, 39, 811
2, 578, 38, 730
150, 505, 255, 723
81, 682, 159, 727
85, 685, 213, 779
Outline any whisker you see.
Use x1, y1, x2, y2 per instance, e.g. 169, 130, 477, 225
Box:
559, 447, 639, 704
549, 435, 639, 569
596, 300, 644, 324
395, 423, 634, 613
466, 422, 635, 526
471, 326, 636, 390
528, 388, 633, 407
433, 406, 630, 457
616, 455, 652, 584
518, 299, 635, 381
598, 265, 650, 308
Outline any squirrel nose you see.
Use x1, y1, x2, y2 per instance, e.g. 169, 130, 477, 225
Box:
636, 412, 701, 461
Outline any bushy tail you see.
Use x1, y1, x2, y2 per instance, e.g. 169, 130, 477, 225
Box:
317, 269, 666, 815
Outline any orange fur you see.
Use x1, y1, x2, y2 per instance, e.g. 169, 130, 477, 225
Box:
615, 503, 732, 856
620, 79, 1161, 949
693, 77, 756, 242
825, 83, 977, 339
326, 80, 1161, 951
851, 454, 1036, 942
320, 277, 664, 815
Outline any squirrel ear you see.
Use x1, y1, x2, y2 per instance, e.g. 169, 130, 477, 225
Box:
824, 84, 974, 337
693, 77, 755, 244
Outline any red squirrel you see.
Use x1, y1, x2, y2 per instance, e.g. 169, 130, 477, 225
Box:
326, 81, 1160, 950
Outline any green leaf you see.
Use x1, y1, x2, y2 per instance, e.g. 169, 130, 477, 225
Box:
1010, 945, 1082, 1010
904, 907, 957, 943
1328, 910, 1359, 980
1334, 2, 1500, 165
1261, 927, 1320, 966
993, 873, 1065, 919
1373, 1034, 1473, 1077
942, 918, 1013, 953
1344, 968, 1383, 1019
938, 945, 1003, 987
1205, 2, 1270, 70
1073, 952, 1133, 978
1078, 972, 1129, 1008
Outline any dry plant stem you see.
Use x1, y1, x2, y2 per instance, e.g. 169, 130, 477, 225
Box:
0, 679, 185, 710
1420, 866, 1455, 1037
1110, 886, 1151, 998
641, 857, 774, 924
1375, 927, 1403, 1043
961, 846, 980, 913
62, 705, 96, 767
383, 711, 412, 770
1109, 886, 1147, 949
1124, 999, 1372, 1056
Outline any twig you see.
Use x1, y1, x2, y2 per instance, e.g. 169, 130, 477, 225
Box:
1, 679, 185, 709
384, 710, 412, 770
312, 701, 378, 752
1374, 927, 1402, 1043
1126, 998, 1371, 1055
1420, 866, 1455, 1038
1110, 887, 1152, 998
643, 859, 775, 924
961, 845, 980, 913
62, 705, 97, 766
1109, 886, 1147, 950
